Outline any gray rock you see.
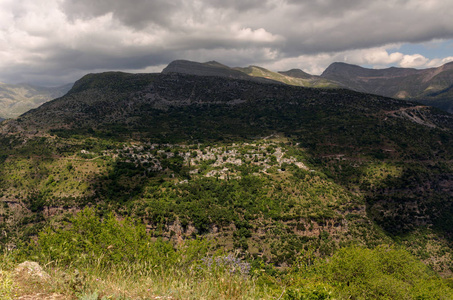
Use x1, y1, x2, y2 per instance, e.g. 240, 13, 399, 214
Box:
14, 261, 50, 280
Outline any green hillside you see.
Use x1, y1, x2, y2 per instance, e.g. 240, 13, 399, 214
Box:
234, 65, 339, 88
1, 72, 453, 298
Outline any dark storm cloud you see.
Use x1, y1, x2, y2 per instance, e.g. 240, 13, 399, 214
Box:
1, 0, 453, 85
61, 0, 181, 28
59, 0, 453, 55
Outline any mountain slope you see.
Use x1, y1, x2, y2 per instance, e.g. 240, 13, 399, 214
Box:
8, 71, 453, 135
235, 65, 340, 88
0, 82, 72, 119
1, 71, 453, 275
278, 68, 312, 79
321, 62, 453, 113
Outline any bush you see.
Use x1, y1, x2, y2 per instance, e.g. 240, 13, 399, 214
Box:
315, 245, 453, 299
285, 284, 331, 300
30, 207, 208, 269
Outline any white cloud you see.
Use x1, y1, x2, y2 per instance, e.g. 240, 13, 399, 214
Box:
1, 0, 453, 85
426, 56, 453, 67
399, 54, 430, 68
261, 47, 453, 75
362, 50, 404, 66
236, 27, 282, 43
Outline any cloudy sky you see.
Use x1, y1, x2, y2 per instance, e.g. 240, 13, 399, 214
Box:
1, 0, 453, 86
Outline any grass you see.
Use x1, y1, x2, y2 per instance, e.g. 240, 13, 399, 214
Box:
3, 245, 453, 299
0, 270, 14, 299
1, 257, 277, 299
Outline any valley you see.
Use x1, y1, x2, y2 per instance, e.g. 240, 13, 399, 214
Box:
0, 82, 72, 120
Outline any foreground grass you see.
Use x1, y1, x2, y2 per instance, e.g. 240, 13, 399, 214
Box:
1, 257, 275, 299
1, 208, 453, 299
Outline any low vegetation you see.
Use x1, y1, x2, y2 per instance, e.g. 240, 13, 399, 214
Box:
0, 208, 451, 299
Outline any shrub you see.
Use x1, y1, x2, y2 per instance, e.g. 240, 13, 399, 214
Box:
315, 245, 453, 299
30, 207, 208, 269
285, 284, 331, 300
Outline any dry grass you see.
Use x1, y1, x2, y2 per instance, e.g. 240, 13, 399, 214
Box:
2, 262, 277, 300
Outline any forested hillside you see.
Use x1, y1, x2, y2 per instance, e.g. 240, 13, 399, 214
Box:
1, 72, 453, 299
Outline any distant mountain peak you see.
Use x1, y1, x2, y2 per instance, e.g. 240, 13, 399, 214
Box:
279, 69, 312, 79
321, 62, 369, 77
320, 61, 453, 113
162, 59, 340, 88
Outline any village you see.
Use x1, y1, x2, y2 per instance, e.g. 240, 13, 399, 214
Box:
104, 140, 311, 181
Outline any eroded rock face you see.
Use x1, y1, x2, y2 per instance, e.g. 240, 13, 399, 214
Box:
14, 261, 50, 280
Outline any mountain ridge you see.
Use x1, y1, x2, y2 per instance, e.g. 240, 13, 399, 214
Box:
162, 59, 341, 88
161, 60, 453, 114
8, 71, 453, 136
162, 59, 253, 80
4, 59, 453, 119
320, 61, 453, 113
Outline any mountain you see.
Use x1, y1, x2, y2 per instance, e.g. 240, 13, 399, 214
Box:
163, 60, 453, 112
8, 71, 452, 135
0, 82, 72, 119
321, 62, 453, 113
163, 59, 340, 88
1, 68, 453, 294
279, 68, 314, 79
235, 65, 340, 88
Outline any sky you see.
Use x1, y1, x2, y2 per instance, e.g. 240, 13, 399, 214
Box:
1, 0, 453, 86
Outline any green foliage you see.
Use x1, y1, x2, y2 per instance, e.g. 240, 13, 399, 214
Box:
31, 207, 209, 269
0, 270, 14, 300
284, 284, 332, 300
311, 245, 453, 299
